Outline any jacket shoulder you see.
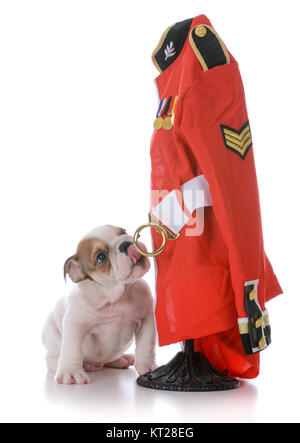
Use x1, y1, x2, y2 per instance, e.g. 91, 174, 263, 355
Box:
188, 24, 231, 71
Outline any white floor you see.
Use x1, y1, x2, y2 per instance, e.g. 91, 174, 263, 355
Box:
2, 311, 300, 423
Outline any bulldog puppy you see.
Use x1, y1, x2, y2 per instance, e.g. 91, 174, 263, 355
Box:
42, 225, 157, 385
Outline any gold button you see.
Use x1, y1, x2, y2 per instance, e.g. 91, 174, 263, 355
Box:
258, 337, 266, 350
249, 289, 256, 301
255, 317, 264, 328
195, 26, 207, 38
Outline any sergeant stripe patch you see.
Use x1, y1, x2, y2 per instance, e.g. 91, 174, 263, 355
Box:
220, 121, 253, 159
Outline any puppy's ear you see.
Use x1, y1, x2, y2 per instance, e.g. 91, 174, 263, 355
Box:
64, 255, 85, 283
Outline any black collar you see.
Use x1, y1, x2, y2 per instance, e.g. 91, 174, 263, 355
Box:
152, 18, 193, 73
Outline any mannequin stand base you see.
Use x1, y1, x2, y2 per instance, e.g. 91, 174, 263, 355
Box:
137, 341, 239, 392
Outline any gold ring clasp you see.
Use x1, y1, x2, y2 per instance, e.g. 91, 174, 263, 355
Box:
133, 222, 167, 257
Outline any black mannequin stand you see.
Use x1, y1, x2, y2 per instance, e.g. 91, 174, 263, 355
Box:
137, 339, 239, 391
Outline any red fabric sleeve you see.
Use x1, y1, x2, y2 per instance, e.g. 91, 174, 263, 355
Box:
180, 61, 268, 319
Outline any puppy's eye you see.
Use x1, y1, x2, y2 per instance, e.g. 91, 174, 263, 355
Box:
96, 251, 108, 264
121, 229, 127, 235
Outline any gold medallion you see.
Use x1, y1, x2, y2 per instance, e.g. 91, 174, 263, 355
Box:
162, 116, 173, 130
153, 117, 163, 130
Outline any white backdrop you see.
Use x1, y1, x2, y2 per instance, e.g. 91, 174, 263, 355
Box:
0, 0, 299, 423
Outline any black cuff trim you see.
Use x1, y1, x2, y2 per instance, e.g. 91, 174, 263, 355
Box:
238, 281, 271, 355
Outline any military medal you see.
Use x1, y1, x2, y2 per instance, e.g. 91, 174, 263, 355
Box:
161, 96, 172, 130
161, 96, 172, 128
162, 116, 173, 130
162, 96, 178, 130
154, 95, 178, 130
153, 98, 165, 130
153, 116, 163, 130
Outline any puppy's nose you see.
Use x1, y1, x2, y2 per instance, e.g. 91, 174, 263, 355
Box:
119, 241, 132, 254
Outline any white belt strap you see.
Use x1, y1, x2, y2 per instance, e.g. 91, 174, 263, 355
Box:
151, 174, 212, 235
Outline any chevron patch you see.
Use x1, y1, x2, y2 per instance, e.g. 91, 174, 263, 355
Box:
220, 121, 253, 159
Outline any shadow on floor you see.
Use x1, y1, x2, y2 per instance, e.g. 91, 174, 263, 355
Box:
44, 368, 258, 422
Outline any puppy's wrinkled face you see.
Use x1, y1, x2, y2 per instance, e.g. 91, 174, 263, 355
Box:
64, 225, 150, 288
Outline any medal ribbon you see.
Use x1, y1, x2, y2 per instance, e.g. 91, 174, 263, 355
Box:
161, 96, 172, 116
169, 95, 178, 118
156, 98, 165, 118
154, 95, 179, 130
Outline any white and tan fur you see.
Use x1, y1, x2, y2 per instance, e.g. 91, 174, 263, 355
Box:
42, 224, 157, 385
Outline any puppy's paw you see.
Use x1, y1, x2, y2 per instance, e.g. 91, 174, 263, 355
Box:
122, 354, 135, 366
134, 361, 158, 376
55, 367, 89, 385
104, 354, 135, 369
83, 362, 103, 372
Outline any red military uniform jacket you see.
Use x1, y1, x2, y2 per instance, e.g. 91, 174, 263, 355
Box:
149, 14, 282, 378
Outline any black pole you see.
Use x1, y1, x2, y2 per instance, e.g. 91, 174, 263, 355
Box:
184, 339, 194, 353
